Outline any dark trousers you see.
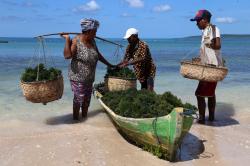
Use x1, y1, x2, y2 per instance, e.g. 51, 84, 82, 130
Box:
140, 77, 154, 90
140, 81, 147, 90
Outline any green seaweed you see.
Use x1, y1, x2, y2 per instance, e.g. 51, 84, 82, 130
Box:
105, 67, 136, 79
21, 63, 62, 82
102, 89, 197, 118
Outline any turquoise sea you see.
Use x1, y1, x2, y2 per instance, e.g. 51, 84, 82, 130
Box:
0, 35, 250, 121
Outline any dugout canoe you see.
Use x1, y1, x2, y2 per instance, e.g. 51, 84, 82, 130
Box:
94, 90, 194, 161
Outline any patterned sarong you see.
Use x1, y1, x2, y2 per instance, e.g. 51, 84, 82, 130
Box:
70, 80, 93, 106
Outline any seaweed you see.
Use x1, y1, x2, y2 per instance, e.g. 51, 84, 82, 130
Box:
102, 89, 197, 118
105, 66, 136, 79
21, 63, 62, 82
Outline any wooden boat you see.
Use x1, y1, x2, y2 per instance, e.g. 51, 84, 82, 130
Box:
94, 90, 194, 161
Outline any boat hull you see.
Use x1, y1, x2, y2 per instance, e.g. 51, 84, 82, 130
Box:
95, 91, 193, 161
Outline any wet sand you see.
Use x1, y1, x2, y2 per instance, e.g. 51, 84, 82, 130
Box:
0, 100, 250, 166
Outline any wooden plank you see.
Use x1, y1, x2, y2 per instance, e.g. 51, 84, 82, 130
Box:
35, 32, 123, 47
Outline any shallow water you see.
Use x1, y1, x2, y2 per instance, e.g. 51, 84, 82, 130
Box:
0, 35, 250, 121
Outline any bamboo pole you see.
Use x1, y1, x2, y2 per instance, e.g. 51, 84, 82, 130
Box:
35, 32, 123, 47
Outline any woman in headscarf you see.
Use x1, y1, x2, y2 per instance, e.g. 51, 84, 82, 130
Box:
61, 18, 114, 120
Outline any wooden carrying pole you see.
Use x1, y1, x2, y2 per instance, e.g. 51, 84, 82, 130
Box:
35, 32, 123, 47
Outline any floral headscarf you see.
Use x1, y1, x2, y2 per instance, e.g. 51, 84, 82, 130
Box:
80, 18, 100, 32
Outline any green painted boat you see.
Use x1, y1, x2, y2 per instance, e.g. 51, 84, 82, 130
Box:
94, 91, 194, 161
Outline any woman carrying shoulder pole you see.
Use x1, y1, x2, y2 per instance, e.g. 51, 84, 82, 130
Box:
61, 18, 115, 120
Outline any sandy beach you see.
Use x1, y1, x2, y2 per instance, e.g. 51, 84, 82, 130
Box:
1, 34, 250, 166
1, 0, 250, 164
0, 98, 249, 166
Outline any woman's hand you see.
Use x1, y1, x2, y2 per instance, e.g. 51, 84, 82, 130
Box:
60, 32, 70, 39
192, 57, 201, 64
109, 64, 117, 68
118, 60, 129, 68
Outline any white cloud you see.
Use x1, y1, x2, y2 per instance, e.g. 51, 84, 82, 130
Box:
73, 0, 100, 12
153, 4, 171, 12
0, 15, 25, 22
1, 0, 47, 8
125, 0, 144, 8
1, 0, 19, 6
121, 13, 134, 17
215, 17, 236, 23
22, 2, 33, 7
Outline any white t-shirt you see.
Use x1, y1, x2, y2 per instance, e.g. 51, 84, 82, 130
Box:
200, 25, 223, 66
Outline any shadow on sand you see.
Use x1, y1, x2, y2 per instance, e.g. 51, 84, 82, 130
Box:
177, 103, 238, 161
176, 133, 213, 162
45, 109, 103, 125
205, 102, 239, 127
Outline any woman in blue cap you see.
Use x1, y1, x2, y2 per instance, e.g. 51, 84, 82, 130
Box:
61, 18, 114, 120
190, 10, 223, 124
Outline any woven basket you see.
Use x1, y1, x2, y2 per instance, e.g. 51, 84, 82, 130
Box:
180, 60, 228, 82
20, 76, 64, 104
105, 76, 137, 91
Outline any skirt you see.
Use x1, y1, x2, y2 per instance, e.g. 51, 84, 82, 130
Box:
195, 81, 217, 97
70, 80, 93, 105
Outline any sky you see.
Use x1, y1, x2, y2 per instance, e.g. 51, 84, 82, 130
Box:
1, 0, 250, 38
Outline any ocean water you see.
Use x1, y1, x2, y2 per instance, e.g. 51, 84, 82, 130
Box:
0, 35, 250, 121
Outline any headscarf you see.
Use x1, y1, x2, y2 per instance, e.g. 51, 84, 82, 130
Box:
80, 18, 100, 32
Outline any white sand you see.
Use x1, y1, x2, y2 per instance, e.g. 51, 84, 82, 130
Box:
0, 99, 250, 166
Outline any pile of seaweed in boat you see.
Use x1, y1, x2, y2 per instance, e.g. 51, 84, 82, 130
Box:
105, 67, 136, 79
21, 63, 62, 82
102, 88, 197, 118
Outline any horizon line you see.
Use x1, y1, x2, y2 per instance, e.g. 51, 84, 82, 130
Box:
1, 34, 250, 39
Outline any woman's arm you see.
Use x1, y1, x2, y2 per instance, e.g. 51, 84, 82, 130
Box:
210, 26, 221, 50
211, 37, 221, 50
61, 35, 77, 59
127, 44, 147, 65
117, 46, 131, 67
92, 40, 114, 67
128, 57, 145, 65
99, 54, 112, 66
98, 52, 114, 67
119, 44, 147, 67
94, 44, 113, 67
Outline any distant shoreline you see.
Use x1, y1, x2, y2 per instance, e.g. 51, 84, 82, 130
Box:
0, 40, 8, 43
1, 34, 250, 40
